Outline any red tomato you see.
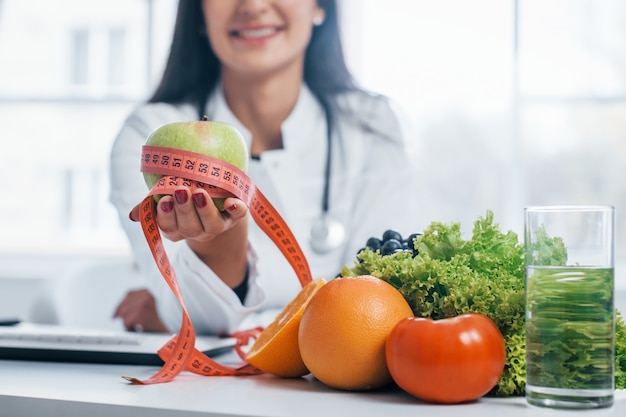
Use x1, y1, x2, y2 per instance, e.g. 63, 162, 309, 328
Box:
385, 313, 506, 404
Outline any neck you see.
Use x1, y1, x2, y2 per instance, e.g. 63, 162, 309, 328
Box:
221, 67, 302, 155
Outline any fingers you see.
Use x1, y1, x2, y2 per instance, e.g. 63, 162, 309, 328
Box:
158, 188, 215, 239
156, 186, 247, 242
220, 196, 248, 223
221, 197, 247, 218
113, 289, 146, 330
129, 187, 249, 228
154, 194, 183, 241
113, 289, 169, 333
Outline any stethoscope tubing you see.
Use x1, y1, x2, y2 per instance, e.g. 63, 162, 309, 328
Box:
199, 97, 344, 254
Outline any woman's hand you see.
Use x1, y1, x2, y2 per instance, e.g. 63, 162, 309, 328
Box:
113, 288, 169, 333
129, 187, 247, 243
129, 186, 249, 289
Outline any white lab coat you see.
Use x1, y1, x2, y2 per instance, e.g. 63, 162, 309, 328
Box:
109, 84, 423, 335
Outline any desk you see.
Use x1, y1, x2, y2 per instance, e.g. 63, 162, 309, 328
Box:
1, 359, 624, 417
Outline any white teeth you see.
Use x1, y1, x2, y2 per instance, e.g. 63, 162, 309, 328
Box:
237, 28, 276, 39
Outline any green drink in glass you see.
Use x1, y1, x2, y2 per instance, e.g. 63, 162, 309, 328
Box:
524, 206, 615, 409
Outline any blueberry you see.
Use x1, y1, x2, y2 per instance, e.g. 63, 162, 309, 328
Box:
381, 239, 403, 256
382, 229, 403, 243
365, 237, 382, 251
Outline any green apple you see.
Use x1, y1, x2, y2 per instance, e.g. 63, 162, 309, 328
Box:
143, 119, 249, 211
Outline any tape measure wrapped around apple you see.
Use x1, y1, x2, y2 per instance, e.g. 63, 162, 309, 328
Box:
143, 117, 249, 211
126, 117, 312, 385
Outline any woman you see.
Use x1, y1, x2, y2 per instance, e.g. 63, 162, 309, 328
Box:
109, 0, 422, 335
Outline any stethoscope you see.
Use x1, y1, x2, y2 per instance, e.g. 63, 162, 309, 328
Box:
200, 100, 345, 254
308, 104, 345, 254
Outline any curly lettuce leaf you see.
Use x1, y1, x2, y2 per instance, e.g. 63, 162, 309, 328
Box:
527, 225, 567, 266
616, 311, 626, 389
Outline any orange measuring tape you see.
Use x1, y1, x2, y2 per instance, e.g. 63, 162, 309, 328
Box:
123, 145, 312, 384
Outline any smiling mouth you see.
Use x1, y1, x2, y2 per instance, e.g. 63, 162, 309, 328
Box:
231, 27, 281, 39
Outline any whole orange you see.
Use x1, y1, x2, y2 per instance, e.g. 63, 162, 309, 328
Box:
298, 275, 413, 391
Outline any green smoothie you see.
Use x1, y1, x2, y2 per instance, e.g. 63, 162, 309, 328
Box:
526, 266, 615, 392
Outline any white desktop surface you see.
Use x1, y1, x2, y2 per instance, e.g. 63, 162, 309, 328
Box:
1, 358, 625, 417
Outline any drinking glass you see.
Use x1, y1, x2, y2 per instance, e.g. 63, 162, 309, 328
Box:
524, 205, 615, 409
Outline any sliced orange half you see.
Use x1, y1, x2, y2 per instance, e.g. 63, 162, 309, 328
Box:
246, 277, 327, 378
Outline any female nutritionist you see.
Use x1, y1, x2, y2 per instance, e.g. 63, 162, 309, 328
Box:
109, 0, 422, 335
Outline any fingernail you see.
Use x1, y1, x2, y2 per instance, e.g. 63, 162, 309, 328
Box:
193, 193, 207, 208
160, 200, 174, 212
174, 189, 188, 204
129, 211, 138, 222
226, 203, 238, 213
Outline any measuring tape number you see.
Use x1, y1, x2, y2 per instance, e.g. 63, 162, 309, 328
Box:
123, 145, 313, 384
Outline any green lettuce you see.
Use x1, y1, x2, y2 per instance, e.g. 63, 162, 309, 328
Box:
341, 210, 626, 397
616, 311, 626, 388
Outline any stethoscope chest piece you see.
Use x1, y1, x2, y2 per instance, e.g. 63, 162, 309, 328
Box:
310, 214, 345, 254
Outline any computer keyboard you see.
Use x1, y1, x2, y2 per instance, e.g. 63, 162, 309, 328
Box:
0, 330, 141, 346
0, 323, 236, 365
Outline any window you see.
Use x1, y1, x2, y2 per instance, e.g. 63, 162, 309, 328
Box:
0, 0, 624, 265
341, 0, 518, 232
0, 0, 177, 255
70, 29, 89, 85
518, 0, 626, 259
108, 28, 127, 86
341, 0, 626, 260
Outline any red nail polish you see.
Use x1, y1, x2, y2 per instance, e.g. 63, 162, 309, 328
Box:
227, 204, 237, 213
160, 200, 174, 213
193, 193, 207, 208
174, 189, 188, 204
